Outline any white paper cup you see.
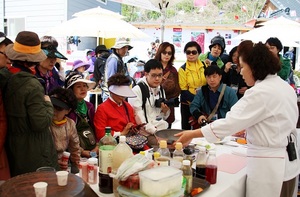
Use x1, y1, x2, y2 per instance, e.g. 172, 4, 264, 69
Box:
56, 171, 69, 186
33, 182, 48, 197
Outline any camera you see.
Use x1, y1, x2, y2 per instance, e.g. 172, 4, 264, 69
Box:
154, 97, 180, 108
200, 120, 208, 127
231, 63, 237, 70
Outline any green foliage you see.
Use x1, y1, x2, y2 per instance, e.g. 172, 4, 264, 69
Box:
121, 0, 264, 24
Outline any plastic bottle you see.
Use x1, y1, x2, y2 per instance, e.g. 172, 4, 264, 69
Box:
61, 151, 70, 170
182, 160, 193, 195
87, 158, 98, 184
205, 150, 218, 184
112, 136, 133, 195
98, 127, 117, 194
195, 146, 207, 179
156, 140, 171, 166
79, 158, 88, 182
172, 142, 185, 169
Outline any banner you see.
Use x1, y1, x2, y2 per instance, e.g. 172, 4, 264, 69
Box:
191, 32, 205, 53
173, 28, 182, 48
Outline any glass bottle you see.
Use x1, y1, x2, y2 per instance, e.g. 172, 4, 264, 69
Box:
98, 127, 117, 194
205, 150, 218, 184
156, 140, 170, 166
182, 160, 193, 195
172, 142, 185, 169
183, 147, 193, 167
195, 146, 207, 179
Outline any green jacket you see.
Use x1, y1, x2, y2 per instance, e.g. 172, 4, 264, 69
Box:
0, 67, 59, 176
278, 54, 291, 80
199, 52, 224, 68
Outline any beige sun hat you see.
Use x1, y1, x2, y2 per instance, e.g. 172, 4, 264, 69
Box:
111, 37, 133, 50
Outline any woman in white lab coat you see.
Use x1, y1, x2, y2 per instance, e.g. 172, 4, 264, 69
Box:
176, 40, 300, 197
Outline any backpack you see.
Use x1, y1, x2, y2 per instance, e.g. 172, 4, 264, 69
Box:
137, 82, 165, 123
93, 57, 107, 86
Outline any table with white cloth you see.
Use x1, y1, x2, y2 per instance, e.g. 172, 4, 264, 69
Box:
85, 138, 248, 197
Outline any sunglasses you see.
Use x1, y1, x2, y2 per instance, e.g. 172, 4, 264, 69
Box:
186, 50, 198, 55
54, 105, 64, 111
162, 51, 172, 56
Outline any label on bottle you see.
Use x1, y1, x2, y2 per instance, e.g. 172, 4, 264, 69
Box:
156, 156, 170, 166
88, 164, 95, 183
99, 145, 115, 174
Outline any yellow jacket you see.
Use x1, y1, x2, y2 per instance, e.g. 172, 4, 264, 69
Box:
178, 59, 207, 95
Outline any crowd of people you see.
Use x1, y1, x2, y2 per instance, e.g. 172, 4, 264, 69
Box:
0, 30, 299, 197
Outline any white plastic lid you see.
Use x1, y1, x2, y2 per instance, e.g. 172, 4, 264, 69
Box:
183, 160, 190, 166
119, 135, 126, 143
87, 158, 98, 165
63, 151, 70, 157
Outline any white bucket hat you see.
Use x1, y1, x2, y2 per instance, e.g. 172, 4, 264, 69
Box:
111, 37, 133, 50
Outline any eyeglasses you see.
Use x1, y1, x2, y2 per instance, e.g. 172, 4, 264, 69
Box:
0, 51, 6, 56
186, 50, 198, 55
162, 51, 172, 56
150, 73, 163, 78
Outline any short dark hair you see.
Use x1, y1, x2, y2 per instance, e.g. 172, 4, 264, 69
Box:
265, 37, 283, 52
228, 46, 238, 62
204, 64, 222, 76
154, 42, 175, 67
238, 40, 280, 81
183, 41, 201, 54
107, 73, 130, 87
144, 59, 163, 73
49, 87, 77, 110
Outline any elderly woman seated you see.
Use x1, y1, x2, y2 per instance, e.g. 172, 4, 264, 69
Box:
94, 73, 149, 152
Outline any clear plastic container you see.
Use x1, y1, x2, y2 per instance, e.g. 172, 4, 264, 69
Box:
139, 166, 182, 197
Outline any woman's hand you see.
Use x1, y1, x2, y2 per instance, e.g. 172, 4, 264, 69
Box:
121, 122, 134, 135
224, 62, 232, 73
174, 129, 203, 147
204, 59, 212, 66
81, 150, 91, 158
197, 115, 207, 124
58, 159, 68, 171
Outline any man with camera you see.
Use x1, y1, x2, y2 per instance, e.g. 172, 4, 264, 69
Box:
190, 64, 238, 125
128, 59, 170, 147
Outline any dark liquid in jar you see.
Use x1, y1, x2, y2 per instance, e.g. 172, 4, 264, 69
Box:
196, 164, 206, 179
99, 172, 113, 193
205, 165, 217, 184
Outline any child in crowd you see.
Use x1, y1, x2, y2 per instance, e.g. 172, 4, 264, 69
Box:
49, 87, 80, 173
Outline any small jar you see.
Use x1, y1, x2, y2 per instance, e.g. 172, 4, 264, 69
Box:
87, 158, 98, 184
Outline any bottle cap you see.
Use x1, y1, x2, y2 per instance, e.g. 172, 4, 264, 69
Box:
119, 135, 126, 143
153, 152, 161, 159
183, 160, 191, 166
175, 142, 182, 150
87, 158, 98, 165
63, 151, 70, 157
159, 140, 167, 148
105, 127, 111, 133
